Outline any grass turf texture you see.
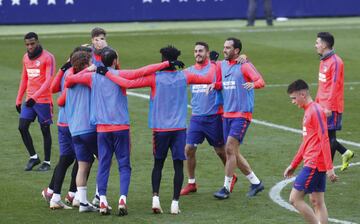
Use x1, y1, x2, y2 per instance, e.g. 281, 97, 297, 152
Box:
0, 18, 359, 223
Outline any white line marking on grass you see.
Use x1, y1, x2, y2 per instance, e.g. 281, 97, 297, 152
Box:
190, 25, 360, 35
269, 162, 360, 224
127, 91, 360, 148
252, 119, 360, 148
266, 82, 360, 88
1, 24, 360, 40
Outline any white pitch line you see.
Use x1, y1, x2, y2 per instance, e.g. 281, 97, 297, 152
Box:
269, 162, 360, 224
266, 82, 360, 88
251, 119, 360, 148
1, 24, 360, 40
127, 91, 360, 148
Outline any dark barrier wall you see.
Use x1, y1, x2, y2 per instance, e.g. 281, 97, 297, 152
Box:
0, 0, 359, 25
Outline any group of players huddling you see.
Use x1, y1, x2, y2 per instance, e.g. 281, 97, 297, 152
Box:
15, 27, 354, 222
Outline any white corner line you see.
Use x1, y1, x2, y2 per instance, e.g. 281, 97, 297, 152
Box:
269, 162, 360, 224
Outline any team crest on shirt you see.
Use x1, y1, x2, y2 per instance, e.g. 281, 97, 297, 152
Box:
35, 60, 41, 67
322, 65, 328, 73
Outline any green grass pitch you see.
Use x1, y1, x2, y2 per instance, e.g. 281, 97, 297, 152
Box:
0, 18, 359, 223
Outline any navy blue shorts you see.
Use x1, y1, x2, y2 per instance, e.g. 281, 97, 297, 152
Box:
58, 126, 75, 157
153, 130, 186, 160
186, 114, 224, 147
20, 103, 52, 125
97, 130, 131, 196
327, 112, 342, 131
72, 132, 98, 162
294, 167, 326, 194
223, 117, 250, 144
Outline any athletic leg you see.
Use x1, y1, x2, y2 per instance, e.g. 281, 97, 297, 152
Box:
310, 192, 328, 224
289, 188, 319, 224
40, 123, 52, 162
18, 118, 36, 157
247, 0, 257, 26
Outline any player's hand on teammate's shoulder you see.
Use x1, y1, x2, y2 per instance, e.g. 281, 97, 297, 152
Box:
169, 60, 185, 69
236, 54, 249, 64
87, 64, 97, 72
96, 66, 108, 76
60, 61, 72, 72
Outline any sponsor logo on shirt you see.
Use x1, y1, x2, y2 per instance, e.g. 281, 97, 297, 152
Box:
35, 60, 41, 67
192, 84, 208, 93
27, 69, 40, 78
318, 72, 326, 82
302, 126, 307, 136
223, 81, 236, 90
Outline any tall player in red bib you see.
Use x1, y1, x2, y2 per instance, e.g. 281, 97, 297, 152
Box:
16, 32, 56, 172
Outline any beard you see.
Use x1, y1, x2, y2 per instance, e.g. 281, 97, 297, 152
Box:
195, 56, 205, 64
27, 45, 43, 60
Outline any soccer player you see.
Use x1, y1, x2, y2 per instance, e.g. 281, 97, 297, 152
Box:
58, 51, 99, 213
65, 47, 171, 216
314, 32, 354, 171
209, 37, 265, 199
180, 42, 237, 196
89, 28, 112, 207
284, 79, 337, 224
90, 27, 108, 67
41, 46, 93, 209
16, 32, 56, 171
98, 45, 216, 214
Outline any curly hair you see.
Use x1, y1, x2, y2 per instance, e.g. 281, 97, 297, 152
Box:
160, 45, 181, 61
70, 51, 92, 74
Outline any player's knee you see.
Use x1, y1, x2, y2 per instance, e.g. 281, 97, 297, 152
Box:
173, 160, 184, 175
289, 193, 298, 207
18, 122, 29, 133
289, 196, 296, 206
185, 146, 196, 158
40, 124, 50, 133
225, 146, 235, 156
215, 148, 225, 157
118, 163, 132, 173
310, 197, 322, 209
60, 155, 75, 167
330, 139, 337, 149
18, 124, 24, 133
